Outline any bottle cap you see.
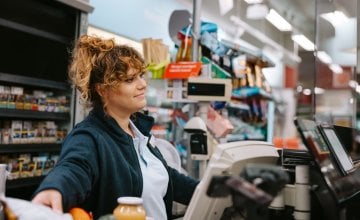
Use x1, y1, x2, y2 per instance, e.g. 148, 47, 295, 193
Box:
117, 197, 143, 205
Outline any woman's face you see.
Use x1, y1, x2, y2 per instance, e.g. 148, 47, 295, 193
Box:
102, 68, 147, 116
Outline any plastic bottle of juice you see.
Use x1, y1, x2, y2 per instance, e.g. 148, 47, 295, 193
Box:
113, 197, 146, 220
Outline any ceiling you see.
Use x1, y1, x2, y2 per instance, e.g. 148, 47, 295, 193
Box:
178, 0, 357, 64
174, 0, 357, 91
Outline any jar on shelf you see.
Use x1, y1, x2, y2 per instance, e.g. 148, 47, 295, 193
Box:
113, 197, 146, 220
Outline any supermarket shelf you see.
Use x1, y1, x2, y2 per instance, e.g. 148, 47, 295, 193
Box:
6, 176, 45, 190
0, 18, 69, 44
231, 87, 273, 100
0, 72, 70, 90
221, 39, 275, 68
0, 143, 61, 153
0, 109, 70, 121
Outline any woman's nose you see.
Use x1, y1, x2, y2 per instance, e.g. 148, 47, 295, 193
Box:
137, 75, 147, 88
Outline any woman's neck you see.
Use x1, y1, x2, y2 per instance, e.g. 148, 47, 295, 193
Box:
106, 108, 134, 137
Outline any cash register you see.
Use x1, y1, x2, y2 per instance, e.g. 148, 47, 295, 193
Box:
294, 118, 360, 220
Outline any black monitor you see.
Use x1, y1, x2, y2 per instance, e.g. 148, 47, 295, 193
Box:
318, 124, 355, 175
294, 118, 360, 204
333, 125, 354, 152
333, 125, 360, 162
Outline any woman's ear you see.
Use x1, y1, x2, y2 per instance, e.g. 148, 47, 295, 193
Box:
95, 84, 106, 98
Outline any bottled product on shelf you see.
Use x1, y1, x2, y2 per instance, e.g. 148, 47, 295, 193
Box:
0, 0, 92, 199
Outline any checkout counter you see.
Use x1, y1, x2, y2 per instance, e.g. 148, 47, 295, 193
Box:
180, 117, 360, 220
293, 118, 360, 220
1, 118, 360, 220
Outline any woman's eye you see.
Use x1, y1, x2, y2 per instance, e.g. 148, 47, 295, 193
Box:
125, 78, 134, 83
124, 73, 145, 83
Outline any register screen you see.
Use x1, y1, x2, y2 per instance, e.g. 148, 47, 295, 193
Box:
187, 83, 225, 96
323, 128, 354, 174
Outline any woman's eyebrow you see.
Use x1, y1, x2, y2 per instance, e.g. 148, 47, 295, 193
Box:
128, 71, 143, 77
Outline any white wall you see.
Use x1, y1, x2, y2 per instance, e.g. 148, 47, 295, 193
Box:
328, 18, 356, 66
87, 26, 143, 53
316, 90, 353, 116
89, 0, 187, 47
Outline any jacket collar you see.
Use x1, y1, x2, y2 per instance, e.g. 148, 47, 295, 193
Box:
90, 106, 154, 137
131, 112, 154, 136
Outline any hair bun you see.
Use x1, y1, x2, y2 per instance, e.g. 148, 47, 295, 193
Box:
78, 35, 114, 53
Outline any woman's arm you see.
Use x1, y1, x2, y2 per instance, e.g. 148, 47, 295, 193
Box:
32, 128, 100, 211
169, 167, 199, 205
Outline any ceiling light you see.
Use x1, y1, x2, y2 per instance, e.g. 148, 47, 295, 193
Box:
321, 10, 349, 27
246, 4, 269, 19
266, 9, 292, 31
348, 80, 358, 88
229, 15, 301, 63
219, 0, 234, 16
317, 51, 332, 64
329, 64, 343, 74
291, 34, 315, 51
244, 0, 263, 4
296, 85, 303, 93
314, 87, 325, 94
303, 89, 312, 96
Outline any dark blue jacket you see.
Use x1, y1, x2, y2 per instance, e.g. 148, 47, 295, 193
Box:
34, 107, 199, 219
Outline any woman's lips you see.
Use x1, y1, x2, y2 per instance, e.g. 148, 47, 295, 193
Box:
135, 93, 145, 98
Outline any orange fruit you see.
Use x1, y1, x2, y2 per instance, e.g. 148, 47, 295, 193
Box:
69, 207, 93, 220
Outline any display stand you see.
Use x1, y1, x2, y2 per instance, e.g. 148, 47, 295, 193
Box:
0, 0, 93, 200
189, 0, 275, 180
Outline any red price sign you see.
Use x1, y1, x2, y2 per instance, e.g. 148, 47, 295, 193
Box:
164, 62, 202, 79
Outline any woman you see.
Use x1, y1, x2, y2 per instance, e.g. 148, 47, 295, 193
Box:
32, 35, 199, 220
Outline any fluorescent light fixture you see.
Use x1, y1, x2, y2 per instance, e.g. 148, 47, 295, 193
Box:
296, 85, 303, 93
244, 0, 263, 4
321, 10, 349, 27
348, 80, 358, 88
314, 87, 325, 94
219, 0, 233, 16
246, 4, 269, 19
317, 51, 332, 64
329, 64, 343, 74
291, 34, 315, 51
266, 9, 292, 31
303, 88, 312, 96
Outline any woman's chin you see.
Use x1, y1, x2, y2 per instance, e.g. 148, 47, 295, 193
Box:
138, 101, 147, 110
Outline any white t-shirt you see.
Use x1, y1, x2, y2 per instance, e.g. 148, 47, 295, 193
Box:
130, 121, 169, 220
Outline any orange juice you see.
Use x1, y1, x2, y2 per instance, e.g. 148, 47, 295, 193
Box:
113, 197, 146, 220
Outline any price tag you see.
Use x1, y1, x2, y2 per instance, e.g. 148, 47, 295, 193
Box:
164, 62, 202, 79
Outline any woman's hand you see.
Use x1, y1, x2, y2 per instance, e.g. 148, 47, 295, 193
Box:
31, 189, 63, 213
